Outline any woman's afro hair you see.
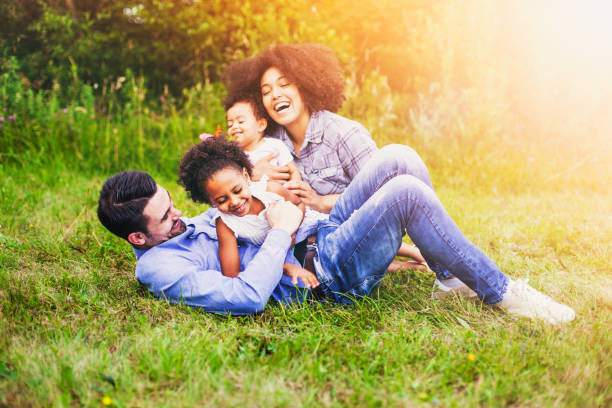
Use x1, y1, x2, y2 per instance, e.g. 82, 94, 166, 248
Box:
178, 136, 253, 204
223, 43, 346, 131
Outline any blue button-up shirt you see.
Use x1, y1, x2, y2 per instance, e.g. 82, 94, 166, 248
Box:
134, 209, 309, 315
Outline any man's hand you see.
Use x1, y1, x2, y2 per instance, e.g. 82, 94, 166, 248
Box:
284, 180, 339, 213
252, 153, 291, 182
266, 200, 303, 235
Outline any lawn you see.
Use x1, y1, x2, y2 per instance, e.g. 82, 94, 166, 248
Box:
1, 158, 610, 407
2, 0, 612, 405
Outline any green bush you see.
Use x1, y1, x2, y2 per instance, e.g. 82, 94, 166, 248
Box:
1, 0, 350, 97
1, 0, 609, 191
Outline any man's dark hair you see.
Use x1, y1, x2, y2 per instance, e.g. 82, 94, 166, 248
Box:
97, 170, 157, 240
223, 43, 345, 133
178, 137, 252, 204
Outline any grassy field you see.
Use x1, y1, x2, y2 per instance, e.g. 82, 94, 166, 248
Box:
3, 1, 612, 405
1, 149, 610, 406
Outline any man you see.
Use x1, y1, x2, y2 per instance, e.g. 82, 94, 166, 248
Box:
97, 147, 575, 323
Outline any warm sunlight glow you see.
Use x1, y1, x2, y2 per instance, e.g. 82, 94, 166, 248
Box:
495, 0, 612, 146
519, 0, 612, 77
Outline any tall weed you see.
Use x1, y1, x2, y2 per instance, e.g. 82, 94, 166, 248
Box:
0, 61, 226, 179
1, 57, 608, 191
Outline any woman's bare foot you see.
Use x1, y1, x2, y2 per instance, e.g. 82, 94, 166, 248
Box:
397, 242, 426, 264
387, 259, 427, 273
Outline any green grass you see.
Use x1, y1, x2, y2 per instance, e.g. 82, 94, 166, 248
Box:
1, 154, 610, 407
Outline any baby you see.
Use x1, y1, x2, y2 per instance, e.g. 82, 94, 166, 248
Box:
179, 137, 326, 288
223, 96, 302, 183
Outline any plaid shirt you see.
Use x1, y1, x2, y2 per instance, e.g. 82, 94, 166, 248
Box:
270, 110, 378, 195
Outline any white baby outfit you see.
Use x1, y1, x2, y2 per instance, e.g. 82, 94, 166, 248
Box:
244, 137, 294, 167
214, 179, 327, 246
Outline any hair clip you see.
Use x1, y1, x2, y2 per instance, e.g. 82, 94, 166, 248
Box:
199, 133, 215, 141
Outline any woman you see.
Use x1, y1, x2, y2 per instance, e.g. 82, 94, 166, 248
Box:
223, 43, 472, 293
224, 44, 371, 212
220, 44, 577, 324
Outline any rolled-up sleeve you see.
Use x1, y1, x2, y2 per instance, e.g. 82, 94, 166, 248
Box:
292, 111, 378, 195
336, 122, 378, 180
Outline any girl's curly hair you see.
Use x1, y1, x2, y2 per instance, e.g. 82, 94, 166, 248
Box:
223, 43, 345, 132
178, 137, 253, 204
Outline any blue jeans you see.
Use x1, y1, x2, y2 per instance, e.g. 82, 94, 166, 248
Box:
314, 144, 509, 304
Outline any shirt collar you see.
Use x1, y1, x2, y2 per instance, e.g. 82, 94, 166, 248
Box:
303, 110, 326, 144
185, 208, 219, 238
274, 110, 328, 149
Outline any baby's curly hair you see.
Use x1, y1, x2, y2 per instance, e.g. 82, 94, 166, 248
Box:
222, 90, 267, 121
178, 137, 253, 204
223, 43, 345, 130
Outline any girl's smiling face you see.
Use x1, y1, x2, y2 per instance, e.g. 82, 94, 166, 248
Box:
260, 67, 309, 128
205, 166, 253, 217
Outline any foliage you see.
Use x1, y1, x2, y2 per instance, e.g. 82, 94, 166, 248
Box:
2, 51, 609, 192
0, 56, 227, 179
0, 0, 508, 99
3, 0, 610, 178
1, 0, 347, 97
0, 1, 510, 97
1, 2, 611, 404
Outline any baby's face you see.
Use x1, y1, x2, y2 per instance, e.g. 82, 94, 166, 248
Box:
226, 102, 266, 151
205, 166, 253, 217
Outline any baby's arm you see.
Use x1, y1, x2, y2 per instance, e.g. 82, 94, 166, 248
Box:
286, 160, 302, 183
283, 262, 320, 288
216, 218, 240, 278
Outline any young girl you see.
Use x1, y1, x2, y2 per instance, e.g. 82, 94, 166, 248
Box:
178, 136, 323, 288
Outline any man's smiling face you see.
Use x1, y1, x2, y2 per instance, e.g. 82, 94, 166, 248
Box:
139, 184, 186, 248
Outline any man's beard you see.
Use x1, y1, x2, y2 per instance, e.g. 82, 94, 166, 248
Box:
172, 219, 187, 237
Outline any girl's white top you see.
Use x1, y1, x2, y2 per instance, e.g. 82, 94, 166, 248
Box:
214, 179, 327, 246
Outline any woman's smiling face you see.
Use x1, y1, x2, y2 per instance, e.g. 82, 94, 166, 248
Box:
260, 67, 309, 128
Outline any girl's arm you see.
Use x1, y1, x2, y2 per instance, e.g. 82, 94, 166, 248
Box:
216, 218, 240, 278
283, 262, 320, 288
266, 180, 306, 215
286, 161, 302, 183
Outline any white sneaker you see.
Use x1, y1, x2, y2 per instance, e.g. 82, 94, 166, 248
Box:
432, 277, 478, 299
496, 279, 575, 324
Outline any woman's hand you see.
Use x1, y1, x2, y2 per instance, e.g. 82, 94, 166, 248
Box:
252, 153, 291, 182
284, 180, 339, 213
